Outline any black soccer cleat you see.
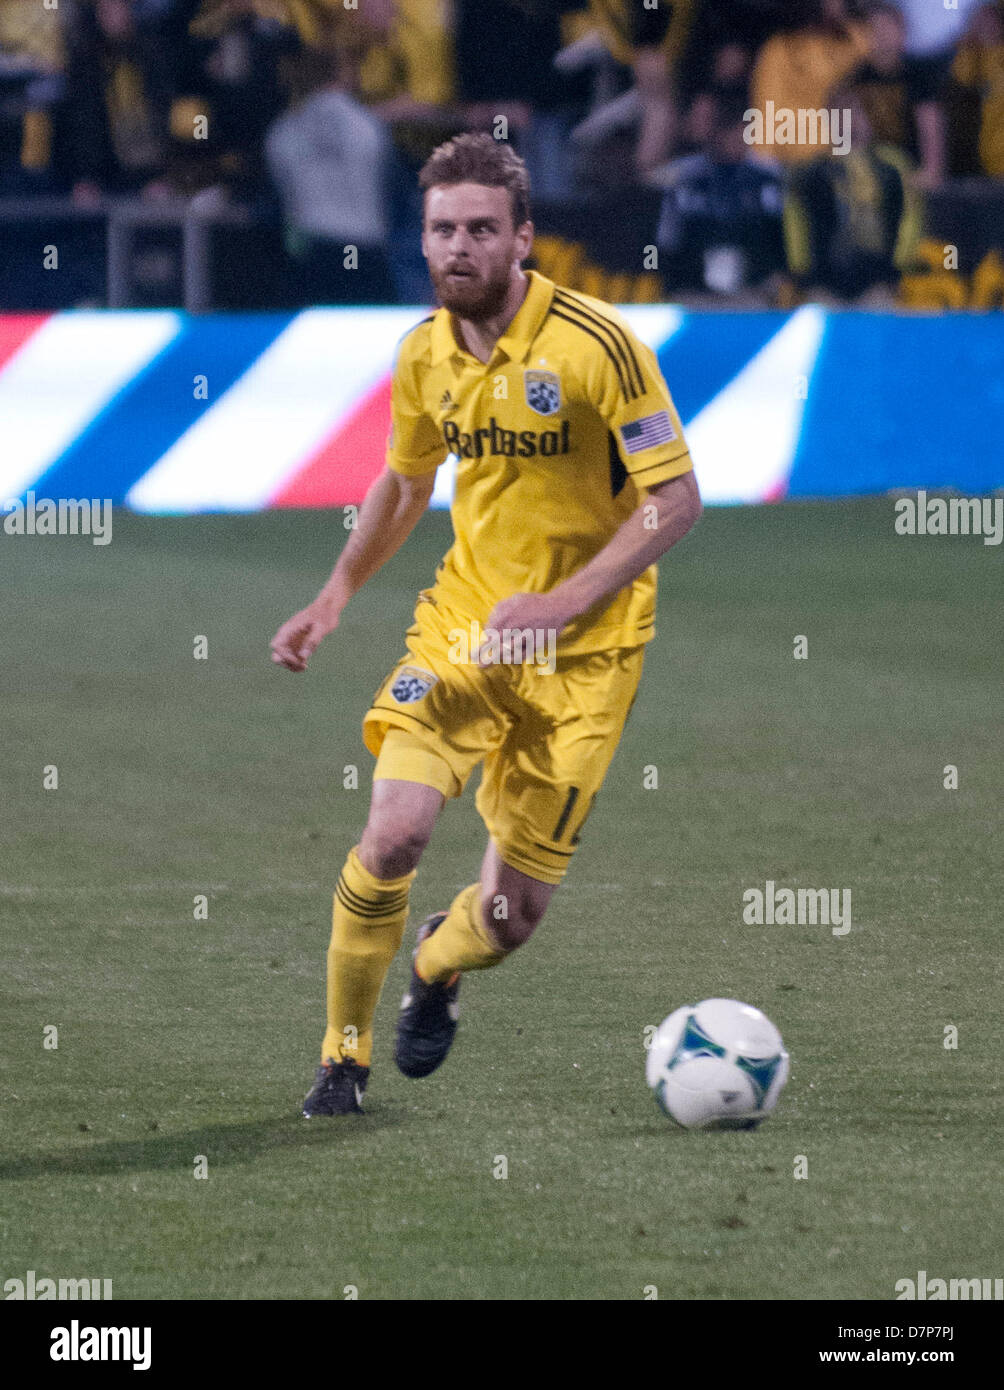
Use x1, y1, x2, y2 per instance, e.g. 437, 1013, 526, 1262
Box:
394, 912, 460, 1079
302, 1057, 370, 1117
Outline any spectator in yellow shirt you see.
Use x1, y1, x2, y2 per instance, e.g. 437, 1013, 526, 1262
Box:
750, 0, 872, 164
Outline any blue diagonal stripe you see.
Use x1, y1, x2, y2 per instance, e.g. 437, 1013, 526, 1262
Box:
789, 313, 1004, 496
30, 315, 292, 505
656, 312, 793, 424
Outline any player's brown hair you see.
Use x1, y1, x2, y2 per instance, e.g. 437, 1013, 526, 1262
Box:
418, 133, 531, 229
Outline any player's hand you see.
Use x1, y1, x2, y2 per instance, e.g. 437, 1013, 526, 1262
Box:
270, 604, 340, 673
476, 593, 575, 666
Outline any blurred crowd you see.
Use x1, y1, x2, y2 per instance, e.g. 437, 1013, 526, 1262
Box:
1, 0, 1003, 305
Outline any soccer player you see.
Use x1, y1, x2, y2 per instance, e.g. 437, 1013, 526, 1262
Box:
270, 132, 702, 1117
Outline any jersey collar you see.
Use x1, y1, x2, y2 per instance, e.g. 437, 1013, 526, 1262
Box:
429, 270, 555, 366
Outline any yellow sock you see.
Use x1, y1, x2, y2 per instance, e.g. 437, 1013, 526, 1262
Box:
321, 845, 415, 1068
415, 883, 506, 984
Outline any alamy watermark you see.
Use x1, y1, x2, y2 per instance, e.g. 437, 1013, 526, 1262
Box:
744, 103, 851, 157
448, 620, 557, 674
3, 493, 113, 545
743, 880, 851, 936
4, 1269, 112, 1299
50, 1320, 151, 1370
895, 1270, 1002, 1300
894, 491, 1002, 545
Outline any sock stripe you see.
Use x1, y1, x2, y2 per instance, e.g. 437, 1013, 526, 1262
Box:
335, 880, 410, 919
338, 877, 409, 908
337, 878, 411, 911
335, 894, 409, 923
337, 870, 411, 909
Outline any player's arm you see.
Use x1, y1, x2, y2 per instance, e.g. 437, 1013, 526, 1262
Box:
270, 466, 437, 672
478, 470, 700, 660
545, 469, 702, 626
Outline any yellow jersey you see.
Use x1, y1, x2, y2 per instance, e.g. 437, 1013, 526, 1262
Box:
750, 24, 872, 163
387, 270, 693, 656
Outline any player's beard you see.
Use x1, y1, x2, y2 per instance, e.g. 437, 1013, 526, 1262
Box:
429, 261, 512, 320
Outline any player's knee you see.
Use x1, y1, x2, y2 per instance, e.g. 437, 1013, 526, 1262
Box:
490, 917, 537, 951
480, 891, 547, 952
359, 819, 430, 878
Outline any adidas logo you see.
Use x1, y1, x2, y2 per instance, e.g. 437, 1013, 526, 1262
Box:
439, 390, 457, 413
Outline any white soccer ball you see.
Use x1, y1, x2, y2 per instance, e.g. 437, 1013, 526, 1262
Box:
646, 998, 789, 1130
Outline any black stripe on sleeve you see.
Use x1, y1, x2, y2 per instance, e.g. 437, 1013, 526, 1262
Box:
629, 452, 692, 481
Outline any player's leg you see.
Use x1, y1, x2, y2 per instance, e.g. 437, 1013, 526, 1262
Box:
306, 588, 496, 1114
321, 767, 445, 1064
476, 838, 558, 948
417, 835, 556, 970
394, 840, 557, 1079
394, 646, 647, 1081
357, 772, 444, 878
304, 731, 456, 1117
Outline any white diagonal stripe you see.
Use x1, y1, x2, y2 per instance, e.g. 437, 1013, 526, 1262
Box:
0, 312, 180, 501
127, 308, 425, 513
686, 306, 826, 504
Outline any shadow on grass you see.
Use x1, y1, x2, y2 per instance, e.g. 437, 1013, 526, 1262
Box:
0, 1104, 408, 1181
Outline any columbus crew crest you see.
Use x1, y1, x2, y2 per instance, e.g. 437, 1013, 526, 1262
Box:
389, 666, 438, 704
523, 369, 561, 416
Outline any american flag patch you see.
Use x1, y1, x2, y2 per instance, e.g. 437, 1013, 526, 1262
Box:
619, 411, 676, 454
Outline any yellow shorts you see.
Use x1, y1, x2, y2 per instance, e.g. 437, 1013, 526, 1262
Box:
362, 591, 646, 885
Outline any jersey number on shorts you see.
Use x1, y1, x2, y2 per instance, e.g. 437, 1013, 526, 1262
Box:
552, 786, 598, 846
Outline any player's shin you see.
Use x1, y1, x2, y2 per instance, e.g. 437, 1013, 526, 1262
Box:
321, 845, 416, 1066
415, 882, 506, 983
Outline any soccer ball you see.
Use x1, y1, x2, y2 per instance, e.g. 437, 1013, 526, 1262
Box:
646, 998, 789, 1130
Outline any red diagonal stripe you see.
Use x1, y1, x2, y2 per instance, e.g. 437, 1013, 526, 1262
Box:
269, 374, 392, 509
0, 314, 50, 372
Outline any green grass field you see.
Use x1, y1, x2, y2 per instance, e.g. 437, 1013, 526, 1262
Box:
1, 498, 1001, 1301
